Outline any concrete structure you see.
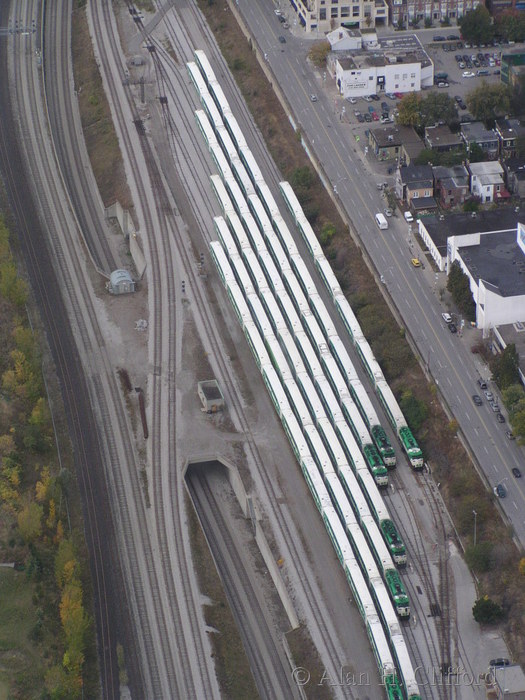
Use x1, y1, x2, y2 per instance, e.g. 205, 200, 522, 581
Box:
326, 27, 363, 51
390, 0, 479, 28
424, 124, 464, 154
493, 322, 525, 386
329, 33, 433, 99
460, 121, 499, 161
495, 118, 525, 160
501, 52, 525, 88
288, 0, 388, 32
488, 665, 525, 700
395, 164, 433, 203
107, 269, 135, 295
197, 380, 225, 413
467, 161, 507, 203
433, 164, 470, 208
503, 157, 525, 197
417, 209, 525, 330
418, 208, 523, 271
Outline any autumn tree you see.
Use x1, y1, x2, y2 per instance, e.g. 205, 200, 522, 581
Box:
459, 6, 494, 46
447, 261, 476, 322
17, 501, 44, 543
308, 41, 330, 68
466, 84, 512, 126
491, 344, 520, 391
397, 92, 422, 127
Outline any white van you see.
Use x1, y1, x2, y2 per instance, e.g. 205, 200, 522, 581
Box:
404, 211, 414, 223
375, 213, 388, 230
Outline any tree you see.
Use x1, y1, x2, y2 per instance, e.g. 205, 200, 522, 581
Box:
290, 166, 314, 203
502, 383, 525, 411
466, 84, 512, 125
308, 41, 330, 68
447, 261, 476, 321
320, 222, 336, 245
459, 6, 494, 46
519, 557, 525, 576
465, 542, 493, 573
399, 389, 428, 432
491, 344, 520, 390
472, 596, 504, 624
420, 93, 458, 128
17, 501, 44, 543
494, 10, 525, 42
397, 92, 422, 127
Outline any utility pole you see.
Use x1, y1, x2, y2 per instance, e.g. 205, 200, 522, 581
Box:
473, 509, 477, 547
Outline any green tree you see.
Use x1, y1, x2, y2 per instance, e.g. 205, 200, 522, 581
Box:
465, 542, 493, 573
491, 344, 520, 390
447, 261, 476, 321
320, 222, 336, 245
472, 596, 504, 624
397, 92, 422, 127
290, 166, 314, 203
466, 84, 512, 125
459, 6, 495, 46
420, 93, 458, 128
494, 10, 525, 42
399, 389, 428, 432
502, 383, 525, 411
308, 41, 331, 68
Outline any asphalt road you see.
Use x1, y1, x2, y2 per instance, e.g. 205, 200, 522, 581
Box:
234, 0, 525, 546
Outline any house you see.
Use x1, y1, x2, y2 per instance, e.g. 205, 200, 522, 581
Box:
460, 121, 499, 160
391, 0, 479, 28
400, 130, 426, 165
503, 157, 525, 198
395, 164, 434, 206
368, 125, 422, 162
495, 118, 525, 159
433, 164, 470, 208
326, 28, 363, 52
467, 161, 508, 203
424, 125, 464, 154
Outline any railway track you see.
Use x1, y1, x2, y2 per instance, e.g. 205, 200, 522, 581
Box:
187, 464, 298, 699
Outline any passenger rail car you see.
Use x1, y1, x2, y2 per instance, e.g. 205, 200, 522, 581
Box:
194, 110, 219, 151
240, 147, 265, 192
186, 61, 209, 98
210, 174, 236, 221
376, 380, 423, 470
279, 181, 323, 259
193, 49, 217, 87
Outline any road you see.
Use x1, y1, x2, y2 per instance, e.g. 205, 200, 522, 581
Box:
234, 0, 525, 546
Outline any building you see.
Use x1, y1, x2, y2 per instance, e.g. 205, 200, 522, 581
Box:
107, 269, 135, 295
197, 380, 225, 413
501, 52, 525, 89
467, 161, 507, 203
326, 27, 363, 51
503, 157, 525, 197
433, 164, 470, 208
368, 124, 422, 161
489, 664, 525, 700
460, 121, 499, 160
288, 0, 388, 33
424, 124, 464, 154
495, 118, 525, 160
395, 164, 434, 207
390, 0, 479, 28
329, 34, 433, 99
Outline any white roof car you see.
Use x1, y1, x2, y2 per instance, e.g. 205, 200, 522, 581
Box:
442, 312, 452, 324
404, 211, 414, 223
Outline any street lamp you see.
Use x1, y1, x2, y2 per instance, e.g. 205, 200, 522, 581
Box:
473, 510, 477, 547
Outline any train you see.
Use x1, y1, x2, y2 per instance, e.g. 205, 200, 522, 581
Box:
191, 52, 420, 700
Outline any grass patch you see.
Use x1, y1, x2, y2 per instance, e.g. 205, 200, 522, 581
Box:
185, 490, 258, 700
0, 568, 47, 699
71, 5, 131, 209
286, 625, 334, 699
198, 0, 525, 665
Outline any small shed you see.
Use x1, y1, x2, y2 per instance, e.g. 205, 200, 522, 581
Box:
198, 380, 224, 413
107, 269, 135, 295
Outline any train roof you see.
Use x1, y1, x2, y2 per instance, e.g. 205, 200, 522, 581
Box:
325, 472, 358, 528
316, 376, 345, 422
259, 288, 287, 334
257, 183, 280, 219
272, 215, 299, 257
225, 280, 251, 327
209, 241, 236, 286
265, 334, 294, 384
336, 421, 368, 471
186, 61, 209, 96
193, 49, 216, 82
303, 457, 333, 511
200, 91, 224, 131
317, 417, 348, 467
377, 380, 406, 429
286, 381, 314, 428
342, 397, 371, 445
362, 514, 394, 573
316, 256, 341, 295
245, 292, 272, 336
281, 408, 310, 461
262, 364, 288, 415
216, 123, 238, 163
222, 111, 248, 151
258, 250, 286, 295
359, 471, 390, 523
278, 330, 304, 375
322, 505, 355, 562
328, 337, 360, 383
294, 331, 324, 377
302, 309, 326, 351
338, 464, 371, 520
243, 320, 271, 367
194, 109, 219, 146
214, 217, 238, 258
290, 255, 318, 298
303, 424, 336, 477
279, 180, 302, 217
334, 294, 362, 338
282, 269, 310, 314
309, 293, 337, 338
210, 174, 235, 216
231, 157, 256, 198
277, 295, 303, 335
239, 147, 264, 185
295, 372, 326, 423
241, 212, 266, 254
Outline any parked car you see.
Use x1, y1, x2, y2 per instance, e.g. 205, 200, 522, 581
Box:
484, 390, 494, 401
364, 113, 372, 122
447, 34, 460, 40
442, 312, 452, 324
505, 430, 515, 440
477, 378, 488, 390
385, 92, 396, 99
411, 258, 421, 267
357, 114, 365, 123
433, 35, 446, 41
393, 92, 404, 99
346, 97, 357, 104
462, 71, 475, 78
449, 323, 457, 333
278, 35, 286, 43
512, 467, 522, 478
493, 484, 507, 498
368, 105, 375, 113
404, 211, 414, 223
491, 403, 500, 413
472, 394, 483, 406
310, 94, 318, 102
381, 101, 389, 112
372, 112, 379, 121
384, 208, 393, 217
437, 82, 450, 88
371, 94, 380, 101
496, 412, 505, 423
454, 95, 463, 102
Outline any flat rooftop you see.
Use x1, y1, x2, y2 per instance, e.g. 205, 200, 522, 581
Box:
337, 33, 432, 70
422, 208, 525, 258
460, 228, 525, 297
